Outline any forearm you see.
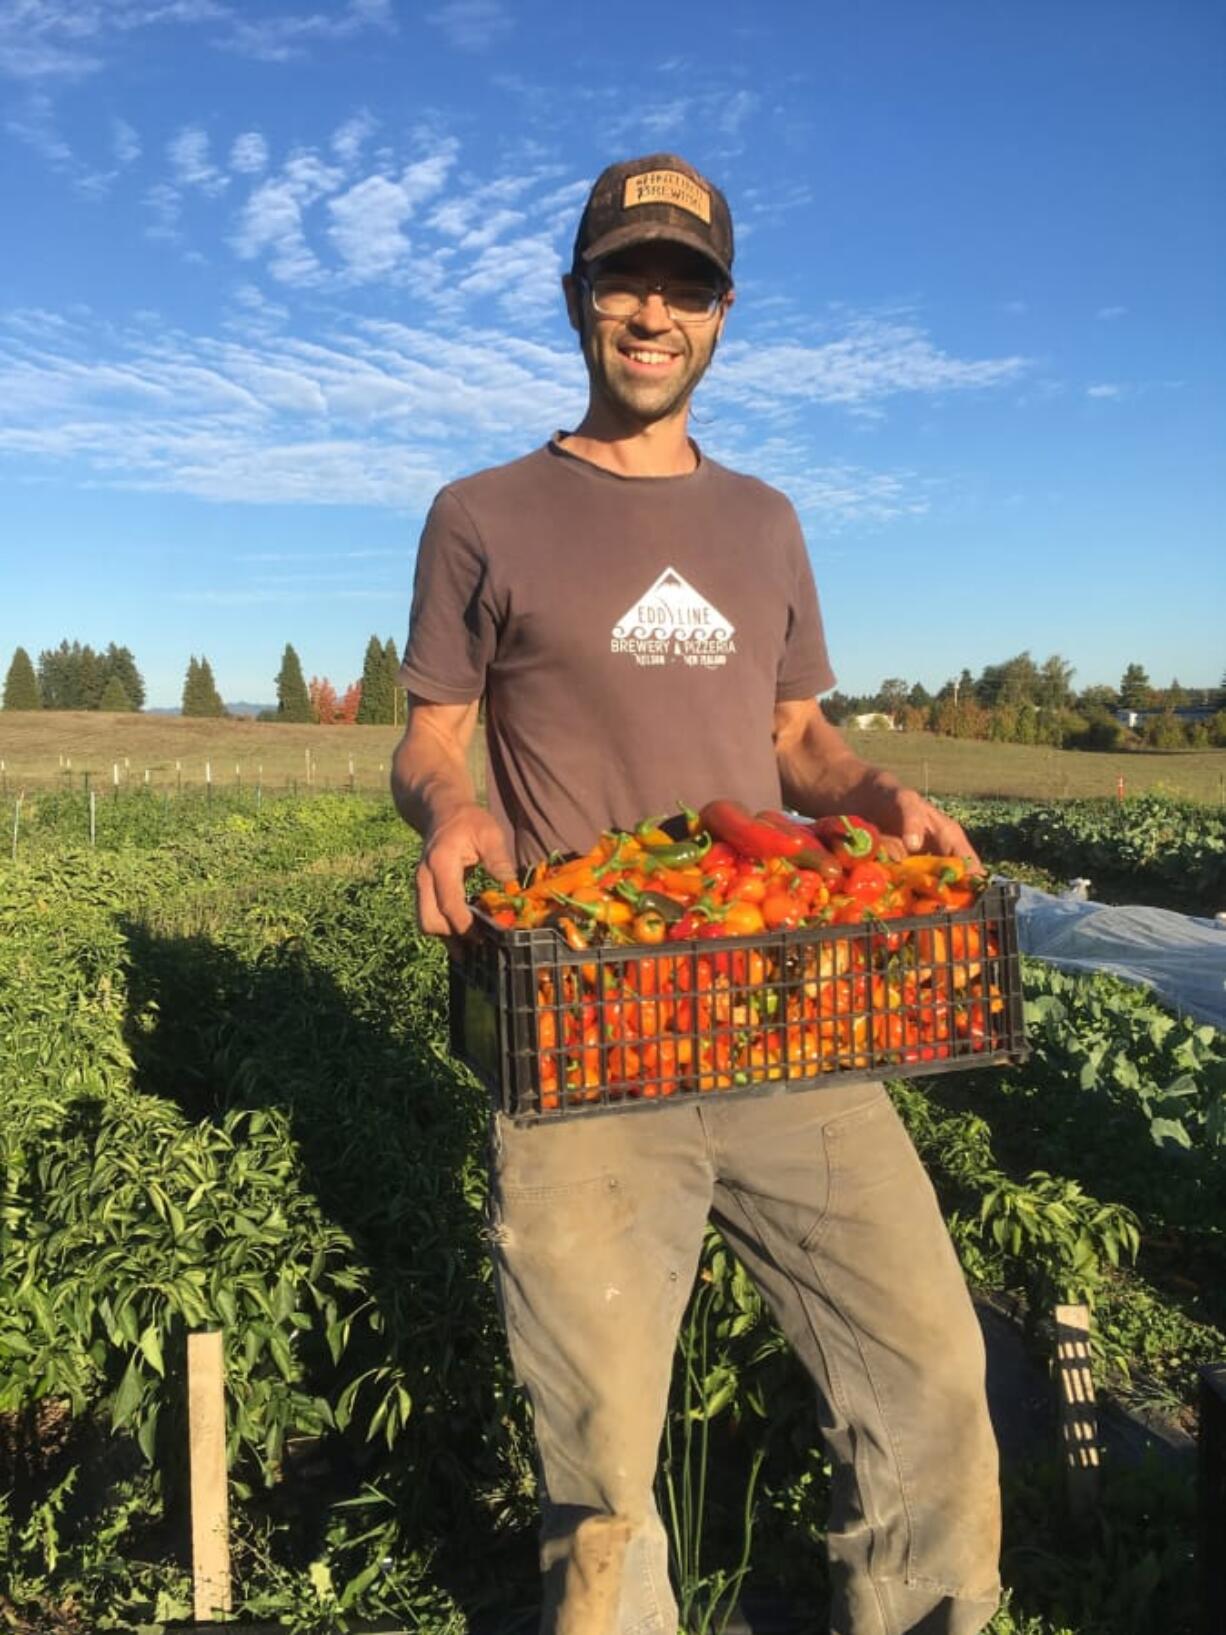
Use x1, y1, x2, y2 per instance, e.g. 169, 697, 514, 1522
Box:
776, 708, 905, 829
390, 705, 481, 838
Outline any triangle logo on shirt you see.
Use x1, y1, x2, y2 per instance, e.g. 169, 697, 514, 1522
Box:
610, 567, 737, 669
612, 566, 735, 642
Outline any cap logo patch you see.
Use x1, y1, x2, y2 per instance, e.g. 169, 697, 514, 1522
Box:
622, 169, 711, 223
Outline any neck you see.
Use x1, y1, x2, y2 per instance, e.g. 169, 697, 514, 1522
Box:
561, 399, 698, 478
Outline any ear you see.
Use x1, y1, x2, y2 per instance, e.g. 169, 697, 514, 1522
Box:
562, 273, 583, 335
715, 286, 735, 340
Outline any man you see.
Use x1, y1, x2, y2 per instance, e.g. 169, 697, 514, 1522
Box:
391, 153, 1001, 1635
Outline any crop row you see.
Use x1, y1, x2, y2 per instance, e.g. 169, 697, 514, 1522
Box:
1, 795, 1220, 1631
939, 791, 1226, 912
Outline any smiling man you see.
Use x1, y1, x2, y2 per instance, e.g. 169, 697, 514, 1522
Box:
392, 154, 1001, 1635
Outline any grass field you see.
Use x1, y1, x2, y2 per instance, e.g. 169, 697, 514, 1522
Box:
2, 710, 1224, 805
0, 710, 413, 794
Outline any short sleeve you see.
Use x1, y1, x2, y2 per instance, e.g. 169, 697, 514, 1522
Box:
398, 488, 500, 703
775, 501, 837, 701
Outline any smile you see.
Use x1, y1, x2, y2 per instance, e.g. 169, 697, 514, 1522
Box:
621, 348, 680, 367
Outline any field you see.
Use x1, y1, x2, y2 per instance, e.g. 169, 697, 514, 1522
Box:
3, 711, 1225, 806
2, 787, 1224, 1632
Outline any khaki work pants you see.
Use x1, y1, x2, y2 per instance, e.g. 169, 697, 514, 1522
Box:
489, 1081, 1002, 1635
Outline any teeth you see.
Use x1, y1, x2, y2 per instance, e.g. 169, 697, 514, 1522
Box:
626, 349, 674, 363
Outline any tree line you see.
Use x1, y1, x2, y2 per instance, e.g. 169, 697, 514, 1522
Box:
825, 654, 1226, 751
2, 637, 406, 727
2, 642, 147, 713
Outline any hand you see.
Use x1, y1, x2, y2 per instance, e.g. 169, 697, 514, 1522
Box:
416, 804, 517, 938
872, 787, 982, 871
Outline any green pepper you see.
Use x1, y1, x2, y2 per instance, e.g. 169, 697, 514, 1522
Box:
641, 833, 712, 867
614, 882, 685, 922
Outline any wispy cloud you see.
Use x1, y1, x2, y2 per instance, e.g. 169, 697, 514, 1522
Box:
229, 130, 269, 174
5, 90, 72, 165
219, 0, 394, 63
231, 151, 345, 284
232, 138, 460, 288
0, 306, 585, 505
424, 0, 513, 52
0, 0, 387, 80
0, 0, 226, 81
331, 109, 377, 167
1086, 382, 1124, 399
168, 124, 229, 194
328, 175, 415, 281
0, 296, 1018, 527
1095, 305, 1127, 321
112, 117, 141, 165
712, 317, 1028, 413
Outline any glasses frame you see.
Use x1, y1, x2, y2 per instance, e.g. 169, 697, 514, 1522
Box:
579, 273, 728, 326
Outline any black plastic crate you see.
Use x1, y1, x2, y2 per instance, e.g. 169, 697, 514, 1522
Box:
449, 880, 1028, 1124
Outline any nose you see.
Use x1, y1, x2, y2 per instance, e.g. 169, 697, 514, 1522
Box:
628, 288, 673, 332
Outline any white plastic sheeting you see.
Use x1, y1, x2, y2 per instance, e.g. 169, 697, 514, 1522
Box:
1010, 882, 1226, 1031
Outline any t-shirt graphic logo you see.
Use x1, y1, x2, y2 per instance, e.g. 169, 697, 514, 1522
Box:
610, 567, 737, 669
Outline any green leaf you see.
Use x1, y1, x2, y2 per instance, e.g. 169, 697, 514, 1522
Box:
1149, 1116, 1192, 1150
138, 1324, 165, 1377
111, 1355, 144, 1430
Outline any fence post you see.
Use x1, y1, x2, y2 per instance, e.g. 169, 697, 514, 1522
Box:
11, 791, 23, 863
187, 1330, 232, 1621
1055, 1303, 1100, 1519
205, 761, 212, 802
89, 790, 96, 848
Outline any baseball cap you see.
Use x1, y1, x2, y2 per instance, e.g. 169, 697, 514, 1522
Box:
572, 153, 734, 284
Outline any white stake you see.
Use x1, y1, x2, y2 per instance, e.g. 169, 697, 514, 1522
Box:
187, 1331, 232, 1620
205, 760, 212, 785
11, 792, 23, 862
113, 762, 120, 788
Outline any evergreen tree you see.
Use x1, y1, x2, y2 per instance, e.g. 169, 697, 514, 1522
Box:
906, 681, 931, 710
275, 643, 312, 722
38, 640, 83, 708
356, 635, 394, 724
1119, 663, 1152, 711
182, 655, 225, 717
383, 637, 403, 726
77, 645, 103, 709
98, 674, 133, 712
3, 647, 41, 710
101, 643, 145, 711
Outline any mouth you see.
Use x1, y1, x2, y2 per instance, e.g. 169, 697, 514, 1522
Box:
618, 345, 682, 374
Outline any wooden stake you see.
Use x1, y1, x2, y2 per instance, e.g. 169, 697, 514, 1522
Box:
1055, 1303, 1100, 1517
187, 1330, 232, 1621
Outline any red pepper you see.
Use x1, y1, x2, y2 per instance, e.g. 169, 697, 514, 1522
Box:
843, 859, 890, 904
753, 810, 845, 884
700, 800, 840, 878
812, 815, 880, 861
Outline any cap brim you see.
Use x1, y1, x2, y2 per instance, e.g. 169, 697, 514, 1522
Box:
579, 221, 732, 282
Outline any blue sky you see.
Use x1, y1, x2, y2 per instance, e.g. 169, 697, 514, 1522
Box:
1, 0, 1222, 708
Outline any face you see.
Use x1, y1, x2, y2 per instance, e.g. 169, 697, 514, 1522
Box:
563, 242, 734, 427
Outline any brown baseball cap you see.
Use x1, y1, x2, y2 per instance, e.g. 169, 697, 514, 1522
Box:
571, 152, 734, 284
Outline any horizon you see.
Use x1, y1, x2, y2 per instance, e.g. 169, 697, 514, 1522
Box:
1, 1, 1222, 707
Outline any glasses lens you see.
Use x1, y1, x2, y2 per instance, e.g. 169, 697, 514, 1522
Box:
590, 277, 645, 317
666, 282, 721, 320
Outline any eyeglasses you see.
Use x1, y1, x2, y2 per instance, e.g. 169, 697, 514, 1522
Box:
582, 274, 726, 324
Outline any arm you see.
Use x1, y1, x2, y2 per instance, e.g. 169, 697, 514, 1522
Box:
391, 694, 517, 936
773, 697, 981, 867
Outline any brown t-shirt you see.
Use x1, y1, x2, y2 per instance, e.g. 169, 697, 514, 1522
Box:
400, 438, 835, 869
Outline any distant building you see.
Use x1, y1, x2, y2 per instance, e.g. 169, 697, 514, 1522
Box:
848, 712, 896, 731
1115, 707, 1215, 729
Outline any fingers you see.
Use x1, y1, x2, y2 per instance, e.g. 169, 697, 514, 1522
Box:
416, 857, 471, 936
416, 809, 516, 938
